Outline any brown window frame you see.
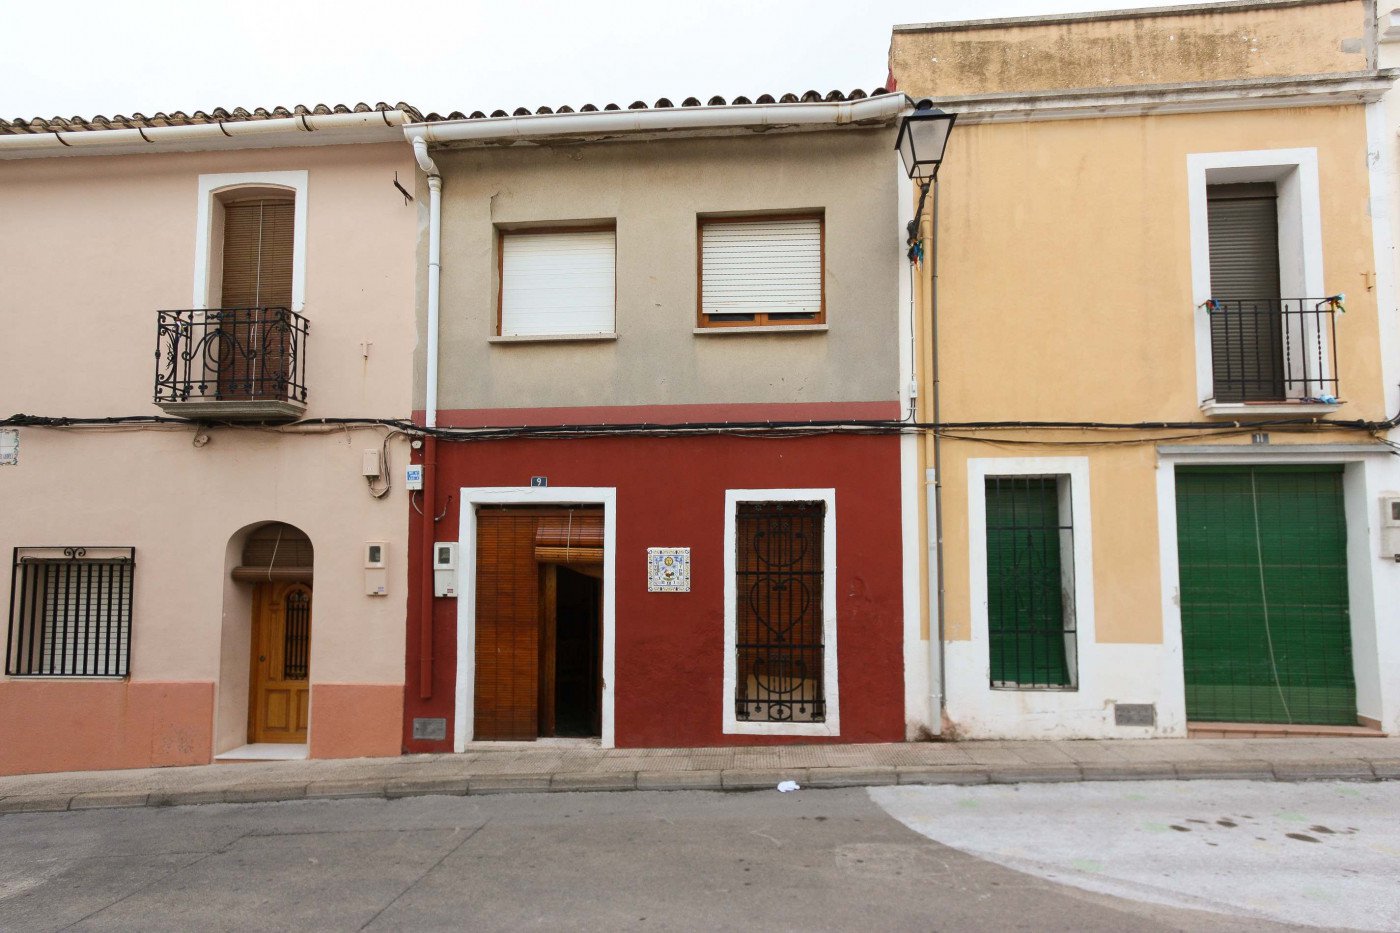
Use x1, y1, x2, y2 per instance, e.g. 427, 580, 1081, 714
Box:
696, 213, 826, 329
496, 223, 619, 337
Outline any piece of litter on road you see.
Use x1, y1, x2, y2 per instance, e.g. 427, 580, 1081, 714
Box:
777, 780, 800, 793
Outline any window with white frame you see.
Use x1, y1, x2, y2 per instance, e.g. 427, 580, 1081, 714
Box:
498, 228, 616, 337
1187, 150, 1334, 409
983, 475, 1078, 690
723, 490, 839, 735
5, 547, 135, 677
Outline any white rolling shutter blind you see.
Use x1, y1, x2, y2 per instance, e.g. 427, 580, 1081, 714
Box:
701, 218, 822, 317
500, 231, 616, 336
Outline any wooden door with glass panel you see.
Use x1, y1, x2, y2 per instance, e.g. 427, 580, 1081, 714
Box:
249, 581, 312, 743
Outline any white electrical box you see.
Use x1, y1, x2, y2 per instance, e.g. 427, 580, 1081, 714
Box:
365, 541, 388, 596
1382, 496, 1400, 561
433, 542, 458, 598
362, 449, 382, 477
405, 464, 424, 491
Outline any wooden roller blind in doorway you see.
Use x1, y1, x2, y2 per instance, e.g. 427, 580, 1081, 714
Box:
474, 511, 541, 741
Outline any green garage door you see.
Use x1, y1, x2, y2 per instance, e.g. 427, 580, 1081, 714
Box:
1176, 466, 1355, 725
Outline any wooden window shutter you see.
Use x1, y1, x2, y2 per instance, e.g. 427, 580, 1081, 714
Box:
701, 218, 822, 322
500, 230, 616, 336
221, 199, 295, 308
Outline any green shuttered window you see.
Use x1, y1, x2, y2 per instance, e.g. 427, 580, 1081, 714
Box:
985, 477, 1077, 689
1176, 466, 1355, 725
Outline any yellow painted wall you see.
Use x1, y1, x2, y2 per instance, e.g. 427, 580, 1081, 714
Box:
936, 106, 1381, 424
891, 0, 1369, 97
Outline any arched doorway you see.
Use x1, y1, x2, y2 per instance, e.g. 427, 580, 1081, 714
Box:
232, 523, 314, 745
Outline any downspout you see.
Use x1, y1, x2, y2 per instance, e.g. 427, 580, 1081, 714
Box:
929, 176, 952, 728
926, 176, 947, 733
413, 136, 441, 700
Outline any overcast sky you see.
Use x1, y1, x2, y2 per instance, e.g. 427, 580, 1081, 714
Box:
5, 0, 1181, 120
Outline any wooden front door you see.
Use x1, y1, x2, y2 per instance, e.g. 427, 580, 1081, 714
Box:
249, 581, 312, 743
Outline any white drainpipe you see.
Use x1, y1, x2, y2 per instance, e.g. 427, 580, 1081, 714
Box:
412, 136, 442, 428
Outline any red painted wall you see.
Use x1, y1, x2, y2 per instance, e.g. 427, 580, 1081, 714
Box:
402, 428, 905, 750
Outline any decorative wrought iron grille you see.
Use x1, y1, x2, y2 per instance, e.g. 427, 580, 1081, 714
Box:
6, 547, 135, 677
985, 477, 1077, 689
154, 307, 309, 405
1206, 298, 1339, 403
735, 502, 825, 722
283, 589, 311, 680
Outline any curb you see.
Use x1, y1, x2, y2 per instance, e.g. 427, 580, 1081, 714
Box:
3, 759, 1397, 816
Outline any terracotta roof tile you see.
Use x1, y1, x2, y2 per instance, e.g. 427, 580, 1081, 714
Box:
2, 89, 893, 136
0, 102, 423, 135
418, 88, 890, 123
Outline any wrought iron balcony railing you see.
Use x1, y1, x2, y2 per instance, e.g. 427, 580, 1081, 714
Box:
154, 307, 309, 420
1205, 297, 1340, 405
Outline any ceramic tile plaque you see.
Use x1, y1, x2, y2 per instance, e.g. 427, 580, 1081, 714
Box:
0, 429, 16, 466
647, 547, 691, 592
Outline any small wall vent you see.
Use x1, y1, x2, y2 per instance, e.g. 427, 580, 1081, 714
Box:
1114, 703, 1156, 727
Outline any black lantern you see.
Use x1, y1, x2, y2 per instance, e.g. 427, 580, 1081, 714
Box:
896, 102, 956, 183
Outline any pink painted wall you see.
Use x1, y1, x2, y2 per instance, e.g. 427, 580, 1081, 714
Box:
0, 681, 213, 776
309, 683, 405, 759
0, 141, 418, 773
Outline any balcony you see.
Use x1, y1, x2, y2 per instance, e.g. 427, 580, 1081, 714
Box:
1202, 297, 1341, 416
154, 308, 308, 421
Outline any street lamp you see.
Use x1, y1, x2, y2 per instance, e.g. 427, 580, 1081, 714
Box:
896, 101, 956, 186
897, 103, 956, 256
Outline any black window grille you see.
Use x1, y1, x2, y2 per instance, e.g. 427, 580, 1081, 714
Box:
985, 477, 1077, 689
283, 589, 311, 680
6, 547, 135, 677
735, 501, 826, 723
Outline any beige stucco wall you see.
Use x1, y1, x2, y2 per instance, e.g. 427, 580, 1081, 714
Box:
0, 142, 418, 762
421, 128, 903, 412
891, 0, 1370, 97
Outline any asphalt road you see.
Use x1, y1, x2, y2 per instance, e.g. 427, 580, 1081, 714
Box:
0, 784, 1371, 932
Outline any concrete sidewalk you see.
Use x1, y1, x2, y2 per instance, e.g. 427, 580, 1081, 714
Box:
3, 736, 1397, 815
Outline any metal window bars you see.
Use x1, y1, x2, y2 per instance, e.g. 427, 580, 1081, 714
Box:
283, 589, 311, 680
734, 502, 826, 723
985, 477, 1077, 690
6, 547, 135, 677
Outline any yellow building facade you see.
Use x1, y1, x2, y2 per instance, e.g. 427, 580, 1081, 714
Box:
893, 0, 1400, 738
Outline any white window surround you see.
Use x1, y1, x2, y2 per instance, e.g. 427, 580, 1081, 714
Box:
966, 458, 1095, 697
722, 488, 840, 736
454, 486, 617, 750
1186, 149, 1332, 415
193, 170, 309, 312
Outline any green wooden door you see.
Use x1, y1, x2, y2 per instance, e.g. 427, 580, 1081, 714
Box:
1175, 466, 1355, 725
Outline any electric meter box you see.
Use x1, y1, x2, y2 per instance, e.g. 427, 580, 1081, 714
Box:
434, 542, 459, 598
364, 541, 388, 596
1382, 496, 1400, 561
